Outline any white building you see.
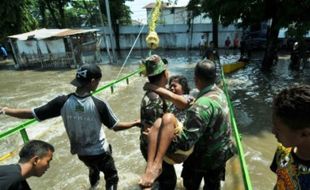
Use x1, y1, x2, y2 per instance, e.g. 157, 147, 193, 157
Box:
144, 2, 211, 25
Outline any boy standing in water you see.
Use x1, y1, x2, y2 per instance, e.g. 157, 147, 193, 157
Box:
0, 140, 54, 190
0, 64, 140, 190
270, 85, 310, 190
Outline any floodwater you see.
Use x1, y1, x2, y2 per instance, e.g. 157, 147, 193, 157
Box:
0, 49, 309, 190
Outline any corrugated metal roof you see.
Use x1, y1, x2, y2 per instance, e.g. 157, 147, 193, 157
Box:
8, 28, 98, 40
55, 29, 98, 37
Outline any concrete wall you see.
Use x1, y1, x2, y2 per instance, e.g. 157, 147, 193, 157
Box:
145, 7, 212, 25
147, 7, 190, 25
99, 23, 242, 50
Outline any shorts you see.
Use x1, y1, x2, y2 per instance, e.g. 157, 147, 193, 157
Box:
77, 145, 119, 186
163, 119, 194, 165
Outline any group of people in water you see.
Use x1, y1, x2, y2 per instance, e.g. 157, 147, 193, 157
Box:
0, 54, 309, 190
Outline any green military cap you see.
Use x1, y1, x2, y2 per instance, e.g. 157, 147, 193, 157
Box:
141, 54, 168, 77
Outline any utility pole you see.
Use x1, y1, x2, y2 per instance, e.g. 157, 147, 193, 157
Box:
104, 0, 117, 63
96, 0, 112, 64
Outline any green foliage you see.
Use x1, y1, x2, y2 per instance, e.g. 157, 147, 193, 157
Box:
40, 0, 71, 28
117, 3, 132, 25
0, 0, 38, 42
187, 0, 310, 69
187, 0, 201, 17
187, 0, 310, 33
67, 0, 102, 27
0, 0, 132, 43
99, 0, 132, 26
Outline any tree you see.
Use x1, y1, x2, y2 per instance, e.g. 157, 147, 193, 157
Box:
260, 0, 310, 70
67, 0, 101, 27
42, 0, 71, 28
0, 0, 38, 43
188, 0, 221, 48
187, 0, 310, 70
99, 0, 132, 51
278, 1, 310, 68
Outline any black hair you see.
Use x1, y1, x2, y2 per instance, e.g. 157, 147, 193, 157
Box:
19, 140, 55, 163
148, 71, 166, 83
195, 59, 216, 84
272, 85, 310, 129
169, 75, 190, 94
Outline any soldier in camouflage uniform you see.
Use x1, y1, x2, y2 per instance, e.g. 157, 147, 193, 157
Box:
139, 59, 236, 190
139, 54, 177, 189
180, 59, 236, 190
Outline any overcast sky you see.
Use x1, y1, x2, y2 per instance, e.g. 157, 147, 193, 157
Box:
125, 0, 189, 24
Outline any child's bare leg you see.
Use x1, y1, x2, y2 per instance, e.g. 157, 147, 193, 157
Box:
139, 118, 162, 187
140, 113, 177, 188
152, 113, 176, 169
146, 118, 162, 168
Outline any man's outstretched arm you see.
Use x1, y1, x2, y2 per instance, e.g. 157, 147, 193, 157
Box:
113, 119, 141, 131
0, 107, 34, 119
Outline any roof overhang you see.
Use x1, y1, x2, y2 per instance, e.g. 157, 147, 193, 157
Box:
8, 28, 99, 41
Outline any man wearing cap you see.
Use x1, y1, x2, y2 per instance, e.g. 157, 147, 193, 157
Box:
139, 54, 177, 189
0, 63, 140, 190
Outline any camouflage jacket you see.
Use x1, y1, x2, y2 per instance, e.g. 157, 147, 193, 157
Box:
174, 84, 236, 171
140, 90, 171, 157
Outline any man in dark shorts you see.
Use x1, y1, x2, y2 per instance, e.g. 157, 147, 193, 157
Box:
0, 140, 54, 190
0, 64, 140, 190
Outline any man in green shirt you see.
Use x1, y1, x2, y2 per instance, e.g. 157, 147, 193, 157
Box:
181, 59, 236, 190
139, 59, 236, 190
139, 54, 177, 189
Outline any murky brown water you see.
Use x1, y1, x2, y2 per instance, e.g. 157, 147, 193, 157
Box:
0, 50, 309, 189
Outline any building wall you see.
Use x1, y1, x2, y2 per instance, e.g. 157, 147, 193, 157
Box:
99, 23, 242, 50
16, 39, 66, 55
146, 8, 211, 25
